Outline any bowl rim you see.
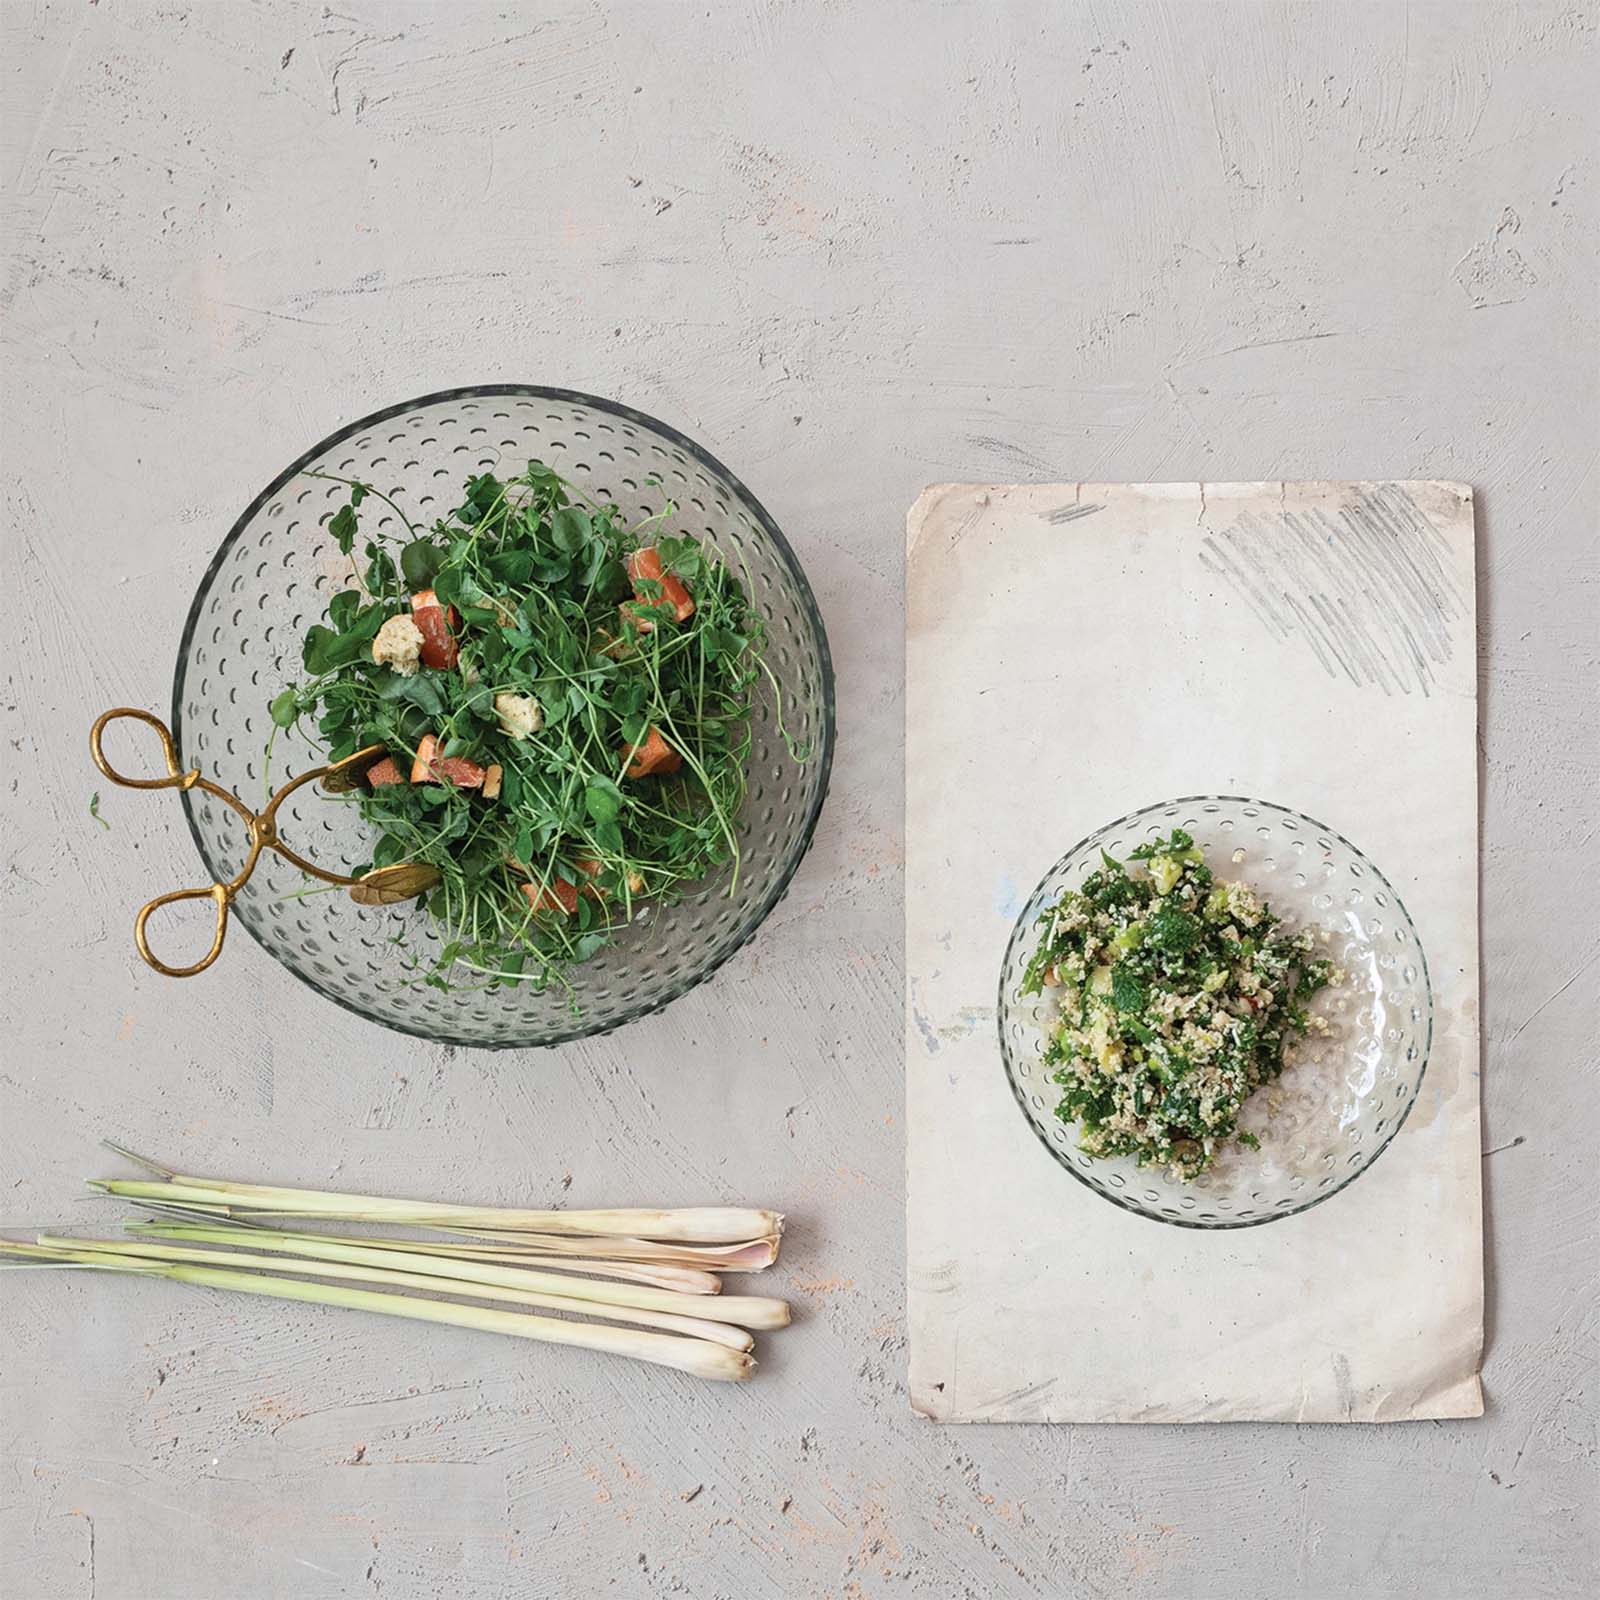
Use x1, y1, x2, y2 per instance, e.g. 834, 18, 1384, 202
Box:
996, 794, 1434, 1229
170, 383, 837, 1049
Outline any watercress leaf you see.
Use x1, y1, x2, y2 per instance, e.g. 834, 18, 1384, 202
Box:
487, 548, 534, 586
401, 539, 443, 590
377, 672, 446, 717
329, 503, 359, 555
550, 506, 590, 553
364, 544, 397, 594
351, 603, 389, 643
302, 625, 345, 674
610, 679, 646, 717
529, 553, 571, 585
462, 473, 504, 519
596, 558, 631, 602
702, 625, 747, 659
269, 689, 299, 728
584, 777, 624, 824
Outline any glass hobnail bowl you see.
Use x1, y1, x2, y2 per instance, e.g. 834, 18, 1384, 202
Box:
171, 386, 835, 1048
997, 797, 1433, 1227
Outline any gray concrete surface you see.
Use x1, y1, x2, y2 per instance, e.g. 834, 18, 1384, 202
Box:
2, 2, 1595, 1596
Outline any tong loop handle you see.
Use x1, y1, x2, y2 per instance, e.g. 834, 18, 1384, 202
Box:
90, 708, 199, 791
91, 707, 243, 978
134, 884, 231, 977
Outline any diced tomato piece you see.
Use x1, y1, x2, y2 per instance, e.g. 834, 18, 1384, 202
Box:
625, 547, 694, 622
624, 549, 661, 583
365, 756, 405, 787
409, 590, 460, 626
435, 756, 484, 787
410, 734, 438, 784
410, 734, 485, 788
522, 878, 579, 916
574, 856, 606, 899
482, 763, 503, 800
411, 601, 458, 671
621, 725, 682, 779
658, 575, 694, 620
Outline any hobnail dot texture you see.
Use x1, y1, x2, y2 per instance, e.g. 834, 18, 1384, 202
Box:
997, 797, 1433, 1228
174, 389, 833, 1048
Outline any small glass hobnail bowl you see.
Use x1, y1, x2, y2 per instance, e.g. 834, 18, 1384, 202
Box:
997, 797, 1433, 1227
172, 386, 835, 1048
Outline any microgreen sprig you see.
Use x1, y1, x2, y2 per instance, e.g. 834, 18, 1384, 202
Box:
270, 461, 786, 1000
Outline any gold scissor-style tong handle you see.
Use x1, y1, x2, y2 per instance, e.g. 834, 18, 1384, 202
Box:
89, 708, 436, 977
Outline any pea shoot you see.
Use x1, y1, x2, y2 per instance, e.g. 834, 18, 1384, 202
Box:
270, 460, 795, 1000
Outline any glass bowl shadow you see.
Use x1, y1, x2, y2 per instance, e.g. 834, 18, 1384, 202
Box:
172, 386, 835, 1048
996, 796, 1433, 1227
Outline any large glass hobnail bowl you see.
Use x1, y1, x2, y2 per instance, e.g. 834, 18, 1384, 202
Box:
172, 387, 835, 1048
997, 797, 1432, 1227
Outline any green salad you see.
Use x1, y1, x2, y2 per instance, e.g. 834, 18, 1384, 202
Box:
269, 460, 798, 996
1022, 829, 1341, 1178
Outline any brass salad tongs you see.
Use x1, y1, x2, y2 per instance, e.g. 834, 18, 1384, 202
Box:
89, 708, 440, 977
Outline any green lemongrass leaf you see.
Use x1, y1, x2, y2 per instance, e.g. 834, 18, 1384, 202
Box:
5, 1241, 751, 1381
122, 1221, 719, 1295
428, 1227, 781, 1272
34, 1235, 753, 1354
129, 1224, 788, 1329
98, 1174, 781, 1245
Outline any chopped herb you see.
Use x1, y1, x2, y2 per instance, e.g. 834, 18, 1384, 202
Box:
1024, 830, 1341, 1177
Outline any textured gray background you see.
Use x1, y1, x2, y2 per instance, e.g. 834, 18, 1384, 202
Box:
2, 2, 1595, 1597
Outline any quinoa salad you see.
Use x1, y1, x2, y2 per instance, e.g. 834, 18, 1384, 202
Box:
1021, 829, 1342, 1178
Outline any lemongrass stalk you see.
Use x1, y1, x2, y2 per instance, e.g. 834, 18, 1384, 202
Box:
4, 1242, 751, 1381
133, 1225, 791, 1329
121, 1221, 719, 1296
429, 1228, 781, 1271
91, 1175, 779, 1245
312, 1238, 720, 1295
110, 1196, 780, 1267
34, 1236, 753, 1353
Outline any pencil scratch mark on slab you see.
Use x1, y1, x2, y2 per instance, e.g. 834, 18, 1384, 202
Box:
967, 435, 1057, 476
1197, 485, 1469, 697
1044, 501, 1105, 524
